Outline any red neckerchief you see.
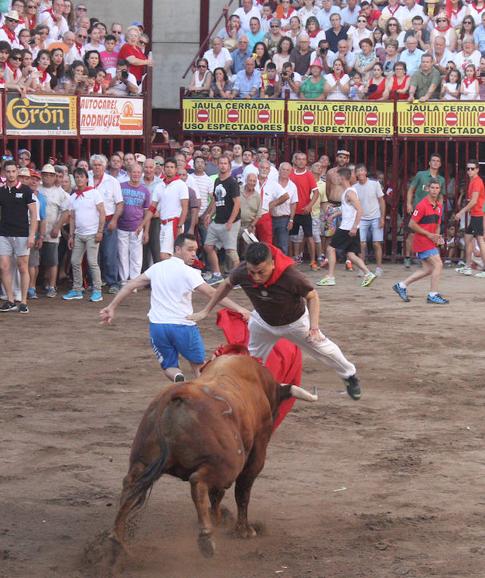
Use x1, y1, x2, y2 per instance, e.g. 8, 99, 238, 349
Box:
43, 8, 57, 20
6, 61, 21, 80
463, 76, 476, 88
472, 2, 485, 12
388, 4, 401, 15
250, 244, 295, 288
308, 30, 320, 38
438, 24, 452, 32
163, 175, 181, 185
333, 72, 343, 81
37, 67, 48, 84
2, 25, 16, 44
27, 14, 36, 29
258, 177, 268, 199
93, 80, 101, 93
75, 186, 94, 199
75, 42, 83, 54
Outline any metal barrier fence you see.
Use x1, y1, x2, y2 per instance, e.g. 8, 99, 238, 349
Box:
180, 95, 485, 261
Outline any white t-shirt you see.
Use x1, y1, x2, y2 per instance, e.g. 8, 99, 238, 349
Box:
39, 185, 70, 243
233, 6, 262, 32
69, 188, 105, 235
271, 179, 298, 217
354, 179, 384, 220
192, 172, 214, 214
454, 50, 481, 73
202, 47, 232, 72
144, 257, 204, 325
88, 172, 123, 216
325, 73, 350, 100
255, 179, 286, 213
152, 179, 189, 220
340, 186, 358, 231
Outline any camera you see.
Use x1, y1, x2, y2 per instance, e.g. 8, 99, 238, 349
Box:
121, 70, 129, 80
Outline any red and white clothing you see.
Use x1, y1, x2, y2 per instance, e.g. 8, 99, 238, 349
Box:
461, 77, 480, 100
290, 169, 318, 215
152, 177, 189, 255
118, 43, 147, 83
233, 5, 262, 33
254, 178, 286, 243
88, 172, 123, 217
0, 26, 21, 49
38, 9, 69, 40
469, 2, 485, 25
449, 5, 469, 27
69, 187, 104, 236
455, 49, 481, 72
271, 179, 298, 218
380, 3, 406, 26
36, 67, 52, 90
397, 4, 427, 30
65, 43, 85, 66
324, 72, 350, 100
3, 62, 22, 84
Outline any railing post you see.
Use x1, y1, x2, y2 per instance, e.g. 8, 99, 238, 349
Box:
391, 97, 399, 262
179, 87, 185, 143
283, 90, 290, 163
144, 69, 153, 157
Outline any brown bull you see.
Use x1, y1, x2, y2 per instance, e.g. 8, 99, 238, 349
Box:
110, 350, 317, 564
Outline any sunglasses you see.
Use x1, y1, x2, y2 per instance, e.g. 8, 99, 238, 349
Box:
77, 34, 87, 39
388, 22, 397, 25
358, 19, 367, 22
270, 25, 280, 28
77, 6, 87, 10
258, 150, 268, 154
11, 56, 22, 61
466, 167, 477, 171
437, 19, 447, 22
198, 64, 207, 68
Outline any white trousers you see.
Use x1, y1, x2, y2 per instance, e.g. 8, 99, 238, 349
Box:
248, 309, 356, 380
118, 229, 143, 282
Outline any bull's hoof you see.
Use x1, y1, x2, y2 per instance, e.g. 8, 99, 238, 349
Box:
220, 506, 235, 526
235, 524, 257, 539
198, 534, 216, 558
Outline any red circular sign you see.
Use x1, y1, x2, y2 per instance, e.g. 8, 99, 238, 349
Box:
412, 112, 425, 126
258, 110, 271, 123
366, 112, 378, 126
445, 112, 458, 126
334, 112, 346, 125
196, 109, 209, 123
303, 111, 315, 125
227, 109, 240, 123
478, 112, 485, 127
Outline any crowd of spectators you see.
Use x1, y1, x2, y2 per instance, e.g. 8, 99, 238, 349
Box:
187, 0, 485, 101
1, 138, 483, 314
0, 0, 152, 96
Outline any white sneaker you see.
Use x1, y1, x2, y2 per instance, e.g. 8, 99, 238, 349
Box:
375, 267, 383, 277
316, 276, 336, 286
460, 267, 473, 276
474, 271, 485, 278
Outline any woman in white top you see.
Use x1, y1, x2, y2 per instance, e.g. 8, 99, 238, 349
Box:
382, 18, 406, 50
430, 14, 458, 52
449, 0, 469, 28
298, 0, 320, 27
349, 15, 373, 53
272, 36, 294, 73
288, 15, 303, 44
187, 58, 212, 96
33, 49, 52, 92
324, 58, 350, 100
306, 16, 327, 50
441, 68, 461, 100
460, 64, 480, 99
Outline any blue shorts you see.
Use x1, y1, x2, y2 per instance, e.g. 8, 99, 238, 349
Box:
150, 323, 205, 369
416, 248, 440, 260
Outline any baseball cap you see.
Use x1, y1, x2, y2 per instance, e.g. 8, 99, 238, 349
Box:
18, 167, 31, 177
41, 163, 57, 174
18, 148, 31, 158
30, 169, 41, 180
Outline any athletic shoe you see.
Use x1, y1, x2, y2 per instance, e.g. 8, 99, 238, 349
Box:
316, 276, 336, 286
90, 290, 103, 302
456, 260, 466, 267
27, 288, 38, 300
108, 285, 119, 294
0, 301, 18, 312
345, 259, 353, 271
404, 257, 411, 269
46, 287, 57, 298
392, 282, 410, 302
310, 261, 319, 271
174, 373, 185, 383
343, 374, 361, 400
17, 303, 29, 314
361, 272, 377, 287
293, 255, 302, 265
375, 267, 383, 277
63, 290, 84, 301
207, 274, 224, 286
458, 267, 473, 276
474, 271, 485, 278
427, 293, 449, 305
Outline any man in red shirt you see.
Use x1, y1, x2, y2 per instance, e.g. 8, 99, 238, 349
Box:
289, 152, 320, 270
393, 179, 448, 304
455, 159, 485, 278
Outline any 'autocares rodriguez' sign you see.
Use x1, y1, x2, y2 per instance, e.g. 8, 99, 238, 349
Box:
6, 94, 77, 136
182, 99, 285, 133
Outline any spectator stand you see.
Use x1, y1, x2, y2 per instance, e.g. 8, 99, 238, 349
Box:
179, 92, 485, 261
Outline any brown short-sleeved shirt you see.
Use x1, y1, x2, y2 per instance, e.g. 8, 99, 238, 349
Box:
229, 263, 314, 326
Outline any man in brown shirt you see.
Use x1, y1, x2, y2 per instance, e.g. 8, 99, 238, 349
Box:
190, 242, 362, 400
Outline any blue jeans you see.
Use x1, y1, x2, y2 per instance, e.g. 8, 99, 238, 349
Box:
272, 216, 290, 255
100, 224, 119, 287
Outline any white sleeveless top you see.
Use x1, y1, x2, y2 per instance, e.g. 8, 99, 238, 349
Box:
461, 79, 479, 100
340, 187, 358, 231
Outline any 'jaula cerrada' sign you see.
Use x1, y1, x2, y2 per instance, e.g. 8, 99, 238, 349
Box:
398, 102, 485, 135
287, 101, 394, 135
182, 99, 285, 132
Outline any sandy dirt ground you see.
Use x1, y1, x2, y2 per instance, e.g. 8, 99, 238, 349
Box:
1, 264, 485, 578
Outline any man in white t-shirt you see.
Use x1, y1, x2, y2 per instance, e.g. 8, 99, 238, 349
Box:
143, 158, 189, 260
99, 233, 249, 382
271, 162, 298, 255
202, 37, 232, 73
254, 160, 286, 244
233, 0, 261, 33
192, 157, 214, 246
63, 167, 105, 303
353, 163, 386, 276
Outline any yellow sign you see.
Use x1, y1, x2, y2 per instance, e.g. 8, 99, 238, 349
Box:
6, 94, 77, 136
287, 101, 394, 136
398, 102, 485, 136
182, 99, 285, 133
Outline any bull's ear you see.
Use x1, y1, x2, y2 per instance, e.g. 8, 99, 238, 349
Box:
290, 385, 318, 402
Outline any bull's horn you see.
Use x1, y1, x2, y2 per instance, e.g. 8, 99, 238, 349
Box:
290, 385, 318, 402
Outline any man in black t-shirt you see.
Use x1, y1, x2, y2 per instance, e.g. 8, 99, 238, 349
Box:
0, 161, 38, 313
202, 155, 241, 285
190, 242, 362, 400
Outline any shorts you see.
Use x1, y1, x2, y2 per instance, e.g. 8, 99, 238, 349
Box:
416, 247, 440, 260
205, 221, 240, 251
311, 216, 323, 242
29, 247, 40, 268
0, 236, 30, 257
465, 216, 484, 237
330, 228, 361, 254
321, 205, 340, 238
40, 242, 59, 267
150, 322, 205, 369
159, 218, 179, 255
359, 218, 384, 243
289, 214, 312, 237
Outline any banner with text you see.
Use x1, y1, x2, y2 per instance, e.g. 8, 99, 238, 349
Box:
397, 102, 485, 136
80, 97, 144, 136
6, 94, 77, 136
287, 101, 394, 136
182, 99, 285, 133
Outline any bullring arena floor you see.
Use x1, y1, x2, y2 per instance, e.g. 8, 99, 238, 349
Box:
1, 264, 484, 578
